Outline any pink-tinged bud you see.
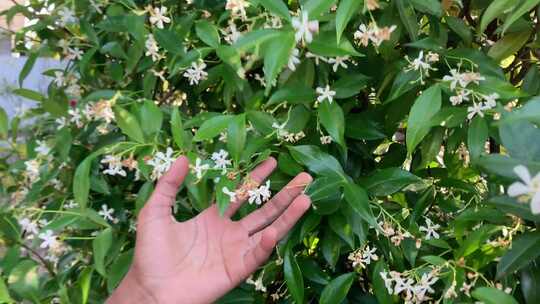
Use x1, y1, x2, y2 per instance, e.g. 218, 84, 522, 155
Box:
69, 99, 77, 107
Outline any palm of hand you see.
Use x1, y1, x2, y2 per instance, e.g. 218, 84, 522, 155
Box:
127, 157, 312, 304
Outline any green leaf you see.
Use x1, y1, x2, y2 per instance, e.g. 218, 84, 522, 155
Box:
12, 88, 44, 102
521, 262, 540, 304
333, 73, 370, 98
497, 232, 540, 279
446, 16, 472, 46
154, 28, 185, 55
256, 0, 290, 20
7, 260, 39, 300
480, 0, 516, 34
488, 30, 531, 62
233, 29, 281, 52
0, 276, 13, 303
114, 106, 145, 143
308, 30, 363, 57
319, 273, 355, 304
267, 85, 316, 106
468, 116, 488, 160
100, 41, 127, 59
0, 107, 8, 139
409, 0, 442, 16
140, 100, 163, 138
107, 250, 133, 292
345, 112, 386, 140
373, 261, 392, 304
19, 52, 38, 87
328, 213, 354, 248
472, 287, 519, 304
216, 177, 238, 216
501, 0, 540, 34
262, 31, 295, 95
288, 145, 346, 180
318, 101, 345, 147
396, 0, 418, 41
93, 228, 113, 276
359, 168, 421, 196
79, 268, 93, 304
284, 250, 304, 304
74, 158, 93, 209
304, 0, 338, 19
193, 115, 234, 141
335, 0, 362, 43
406, 84, 442, 154
195, 20, 220, 48
227, 114, 246, 164
305, 177, 343, 215
135, 181, 154, 214
343, 182, 377, 228
171, 107, 189, 149
500, 120, 540, 162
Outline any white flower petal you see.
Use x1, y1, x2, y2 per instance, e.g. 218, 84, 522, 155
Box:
514, 165, 532, 184
531, 190, 540, 214
507, 182, 529, 197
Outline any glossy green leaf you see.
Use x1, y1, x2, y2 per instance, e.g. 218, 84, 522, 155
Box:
396, 0, 418, 41
488, 30, 531, 62
288, 145, 347, 180
140, 100, 163, 137
19, 52, 38, 87
114, 106, 145, 143
0, 276, 13, 303
319, 273, 355, 304
171, 107, 189, 149
227, 114, 246, 164
501, 0, 540, 34
409, 0, 442, 16
359, 168, 421, 196
406, 84, 442, 154
480, 0, 516, 34
193, 115, 234, 141
343, 182, 377, 228
468, 116, 488, 160
0, 107, 7, 139
318, 101, 345, 147
472, 287, 519, 304
284, 250, 304, 304
262, 31, 295, 95
93, 227, 113, 276
304, 0, 338, 19
195, 20, 220, 48
521, 262, 540, 304
497, 232, 540, 278
335, 0, 362, 43
256, 0, 290, 20
7, 260, 39, 300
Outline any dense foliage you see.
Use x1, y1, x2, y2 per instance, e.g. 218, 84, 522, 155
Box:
1, 0, 540, 303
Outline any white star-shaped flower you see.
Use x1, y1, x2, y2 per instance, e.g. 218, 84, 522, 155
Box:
316, 85, 336, 104
292, 10, 319, 44
149, 6, 171, 29
508, 165, 540, 214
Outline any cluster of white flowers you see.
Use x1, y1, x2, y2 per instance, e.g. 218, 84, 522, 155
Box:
35, 140, 51, 157
378, 221, 412, 246
272, 122, 305, 143
146, 147, 175, 180
25, 159, 41, 183
348, 245, 378, 269
23, 30, 39, 50
19, 217, 40, 240
316, 85, 336, 105
442, 67, 497, 119
192, 158, 210, 179
419, 217, 440, 240
101, 154, 139, 178
83, 99, 115, 123
148, 6, 171, 29
225, 0, 250, 20
248, 180, 271, 205
508, 165, 540, 214
145, 34, 161, 62
292, 10, 319, 45
57, 7, 78, 27
320, 135, 332, 145
183, 60, 208, 85
354, 23, 397, 47
211, 149, 232, 174
380, 269, 439, 303
404, 51, 439, 84
246, 273, 266, 292
222, 20, 242, 44
53, 71, 81, 97
288, 48, 301, 71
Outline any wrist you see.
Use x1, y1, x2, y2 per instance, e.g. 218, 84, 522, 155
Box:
106, 269, 158, 304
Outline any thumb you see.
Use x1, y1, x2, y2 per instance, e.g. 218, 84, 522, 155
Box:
142, 156, 189, 217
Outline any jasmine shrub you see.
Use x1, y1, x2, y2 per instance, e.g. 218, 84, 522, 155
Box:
1, 0, 540, 303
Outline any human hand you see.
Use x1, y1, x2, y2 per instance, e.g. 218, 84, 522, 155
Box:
107, 156, 312, 304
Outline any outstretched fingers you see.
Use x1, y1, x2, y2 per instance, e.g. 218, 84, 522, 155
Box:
243, 195, 311, 274
223, 157, 277, 218
240, 172, 312, 235
142, 156, 189, 218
